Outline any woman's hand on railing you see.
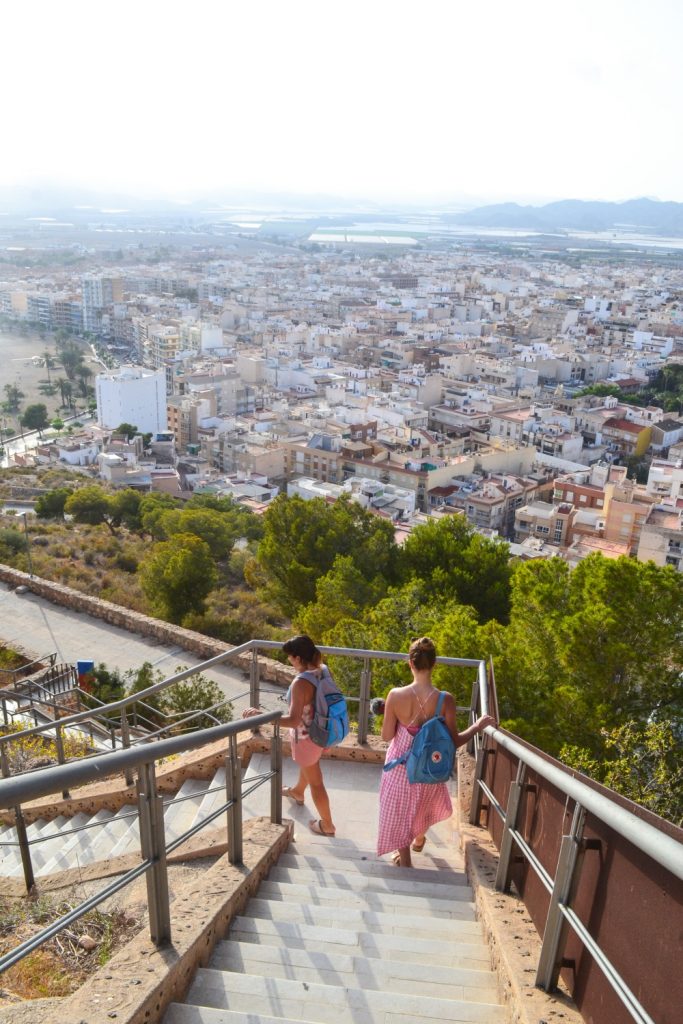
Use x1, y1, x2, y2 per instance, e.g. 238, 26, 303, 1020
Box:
241, 707, 262, 719
475, 714, 497, 732
457, 712, 497, 747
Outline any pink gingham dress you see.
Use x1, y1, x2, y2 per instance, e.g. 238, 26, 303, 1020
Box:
377, 722, 452, 856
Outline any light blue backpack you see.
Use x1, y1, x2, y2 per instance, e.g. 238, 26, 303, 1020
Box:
297, 667, 349, 748
383, 691, 455, 784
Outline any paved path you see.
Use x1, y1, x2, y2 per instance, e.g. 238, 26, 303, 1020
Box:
0, 581, 264, 712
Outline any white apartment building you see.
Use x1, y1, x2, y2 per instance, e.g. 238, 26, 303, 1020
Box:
96, 366, 167, 434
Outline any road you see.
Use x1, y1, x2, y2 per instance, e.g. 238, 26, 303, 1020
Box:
0, 412, 92, 469
0, 581, 273, 713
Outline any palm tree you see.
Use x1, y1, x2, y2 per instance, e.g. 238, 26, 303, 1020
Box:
42, 351, 55, 383
76, 365, 93, 398
55, 377, 69, 407
3, 383, 24, 412
60, 345, 85, 380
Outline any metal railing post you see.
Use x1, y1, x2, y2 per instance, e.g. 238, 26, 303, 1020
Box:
137, 760, 171, 946
0, 742, 9, 780
1, 697, 8, 727
249, 646, 260, 709
226, 734, 243, 864
270, 723, 282, 825
495, 761, 526, 891
536, 803, 588, 991
54, 724, 70, 800
357, 657, 371, 745
14, 805, 35, 894
468, 733, 490, 826
120, 708, 135, 787
466, 679, 479, 755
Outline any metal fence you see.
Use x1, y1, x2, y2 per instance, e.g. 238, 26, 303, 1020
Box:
0, 710, 283, 973
469, 667, 683, 1024
2, 637, 680, 1024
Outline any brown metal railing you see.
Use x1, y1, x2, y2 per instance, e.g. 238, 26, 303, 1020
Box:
469, 684, 683, 1024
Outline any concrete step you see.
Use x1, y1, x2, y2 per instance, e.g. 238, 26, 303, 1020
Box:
87, 807, 138, 861
227, 915, 493, 969
257, 877, 475, 913
165, 1008, 314, 1024
274, 850, 466, 883
164, 779, 212, 838
179, 967, 506, 1023
192, 768, 228, 826
38, 810, 109, 875
31, 815, 78, 869
288, 835, 466, 873
243, 896, 480, 938
211, 939, 499, 1001
267, 863, 469, 900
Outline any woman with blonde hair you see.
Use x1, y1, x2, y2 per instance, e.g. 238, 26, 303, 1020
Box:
377, 636, 494, 867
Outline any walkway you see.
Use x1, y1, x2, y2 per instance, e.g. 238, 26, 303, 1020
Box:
0, 582, 254, 710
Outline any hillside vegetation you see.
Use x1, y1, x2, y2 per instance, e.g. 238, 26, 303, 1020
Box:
1, 470, 681, 823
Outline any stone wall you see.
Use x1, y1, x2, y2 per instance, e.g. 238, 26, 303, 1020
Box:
0, 563, 293, 685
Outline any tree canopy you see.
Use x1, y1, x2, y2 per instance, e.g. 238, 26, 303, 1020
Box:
64, 485, 117, 533
396, 513, 512, 623
138, 532, 218, 623
35, 487, 73, 520
256, 494, 398, 614
20, 403, 49, 435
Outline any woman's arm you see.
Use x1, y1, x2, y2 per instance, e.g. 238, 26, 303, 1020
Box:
455, 713, 496, 748
278, 677, 311, 729
242, 677, 312, 729
443, 693, 495, 747
381, 689, 399, 742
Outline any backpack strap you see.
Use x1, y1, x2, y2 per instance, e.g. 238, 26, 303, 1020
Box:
435, 691, 447, 718
383, 751, 409, 773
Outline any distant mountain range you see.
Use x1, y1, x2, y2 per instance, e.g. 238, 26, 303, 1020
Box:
3, 186, 683, 238
450, 198, 683, 236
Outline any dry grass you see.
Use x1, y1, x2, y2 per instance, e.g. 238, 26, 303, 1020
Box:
0, 892, 140, 1000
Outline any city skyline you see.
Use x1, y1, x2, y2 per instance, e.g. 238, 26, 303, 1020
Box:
3, 0, 683, 205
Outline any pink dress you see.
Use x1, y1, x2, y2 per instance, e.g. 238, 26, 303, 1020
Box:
377, 723, 452, 856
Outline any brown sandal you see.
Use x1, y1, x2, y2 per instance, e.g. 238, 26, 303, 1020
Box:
282, 787, 304, 806
308, 819, 335, 837
411, 836, 426, 853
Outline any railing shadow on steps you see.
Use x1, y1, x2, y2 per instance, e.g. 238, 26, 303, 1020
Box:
0, 709, 284, 975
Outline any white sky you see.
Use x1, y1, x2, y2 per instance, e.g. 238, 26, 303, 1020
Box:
3, 0, 683, 205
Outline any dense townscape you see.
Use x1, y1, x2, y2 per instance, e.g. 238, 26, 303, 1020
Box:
1, 234, 682, 569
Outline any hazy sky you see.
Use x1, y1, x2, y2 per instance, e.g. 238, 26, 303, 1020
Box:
3, 0, 683, 205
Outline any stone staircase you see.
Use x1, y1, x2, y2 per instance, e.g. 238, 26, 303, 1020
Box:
0, 765, 230, 878
162, 756, 506, 1024
1, 692, 113, 750
1, 753, 506, 1023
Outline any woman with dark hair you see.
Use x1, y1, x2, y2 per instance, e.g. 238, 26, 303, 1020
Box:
242, 634, 336, 837
377, 636, 494, 867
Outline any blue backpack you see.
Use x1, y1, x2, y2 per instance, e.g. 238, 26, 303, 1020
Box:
383, 692, 455, 784
298, 667, 349, 748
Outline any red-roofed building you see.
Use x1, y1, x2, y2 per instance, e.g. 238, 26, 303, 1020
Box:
601, 417, 651, 457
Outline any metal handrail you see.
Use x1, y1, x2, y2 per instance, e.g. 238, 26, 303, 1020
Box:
487, 726, 683, 883
0, 711, 276, 809
0, 710, 282, 974
0, 640, 254, 749
469, 674, 682, 1024
0, 653, 58, 683
0, 639, 482, 769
